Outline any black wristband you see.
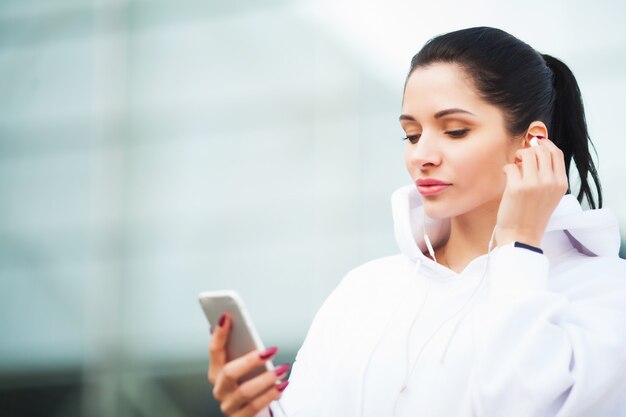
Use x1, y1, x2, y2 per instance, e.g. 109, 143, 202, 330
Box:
514, 241, 544, 254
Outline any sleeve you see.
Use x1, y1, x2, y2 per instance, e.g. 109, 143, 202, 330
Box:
471, 243, 626, 417
266, 274, 352, 417
267, 310, 326, 417
254, 408, 272, 417
253, 312, 326, 417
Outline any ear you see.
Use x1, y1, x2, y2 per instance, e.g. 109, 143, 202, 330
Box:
522, 121, 549, 148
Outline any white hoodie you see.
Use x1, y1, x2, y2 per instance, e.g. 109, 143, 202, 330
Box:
267, 184, 626, 417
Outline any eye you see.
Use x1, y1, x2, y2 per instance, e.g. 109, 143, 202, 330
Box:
446, 128, 469, 138
402, 134, 421, 144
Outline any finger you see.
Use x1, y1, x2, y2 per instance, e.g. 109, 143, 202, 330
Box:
502, 163, 522, 188
220, 365, 290, 415
208, 313, 231, 384
213, 346, 279, 401
231, 382, 288, 417
534, 142, 553, 177
517, 148, 539, 181
539, 138, 569, 193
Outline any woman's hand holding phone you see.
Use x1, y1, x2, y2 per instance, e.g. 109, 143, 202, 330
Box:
496, 136, 569, 247
208, 313, 289, 417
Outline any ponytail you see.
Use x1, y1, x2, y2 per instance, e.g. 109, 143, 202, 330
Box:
542, 54, 602, 209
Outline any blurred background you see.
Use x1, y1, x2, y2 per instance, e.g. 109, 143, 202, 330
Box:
1, 0, 625, 416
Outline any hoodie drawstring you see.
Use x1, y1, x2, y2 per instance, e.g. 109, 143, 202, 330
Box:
362, 217, 498, 417
391, 225, 498, 416
438, 225, 497, 363
358, 258, 425, 417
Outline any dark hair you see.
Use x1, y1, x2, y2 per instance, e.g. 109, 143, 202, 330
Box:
406, 26, 602, 209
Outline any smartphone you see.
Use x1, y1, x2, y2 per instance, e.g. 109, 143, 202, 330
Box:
198, 290, 274, 383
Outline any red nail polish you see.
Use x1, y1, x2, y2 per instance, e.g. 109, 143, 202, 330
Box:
276, 381, 289, 392
218, 313, 227, 327
536, 135, 545, 139
259, 346, 278, 360
274, 364, 290, 377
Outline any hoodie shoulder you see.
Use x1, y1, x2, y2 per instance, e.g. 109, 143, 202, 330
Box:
313, 254, 418, 330
335, 254, 413, 293
550, 251, 626, 300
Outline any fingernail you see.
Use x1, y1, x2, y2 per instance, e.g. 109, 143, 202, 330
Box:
536, 135, 545, 140
218, 313, 227, 327
259, 346, 278, 360
276, 381, 289, 392
274, 364, 290, 377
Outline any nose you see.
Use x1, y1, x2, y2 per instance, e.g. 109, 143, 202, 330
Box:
406, 134, 442, 169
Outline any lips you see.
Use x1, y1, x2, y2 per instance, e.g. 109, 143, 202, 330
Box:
417, 178, 450, 186
416, 178, 451, 196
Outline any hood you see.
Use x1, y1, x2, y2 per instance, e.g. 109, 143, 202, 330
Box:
391, 184, 621, 262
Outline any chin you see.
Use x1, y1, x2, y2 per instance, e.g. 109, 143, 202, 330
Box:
422, 201, 458, 220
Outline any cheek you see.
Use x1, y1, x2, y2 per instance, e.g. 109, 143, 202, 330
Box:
404, 146, 413, 174
452, 145, 507, 190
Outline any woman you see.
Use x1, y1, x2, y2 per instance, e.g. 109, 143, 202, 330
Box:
208, 27, 626, 417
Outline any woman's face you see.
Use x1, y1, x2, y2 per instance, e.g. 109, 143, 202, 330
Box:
401, 62, 522, 220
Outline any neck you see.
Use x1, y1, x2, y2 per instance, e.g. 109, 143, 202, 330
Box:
437, 199, 499, 273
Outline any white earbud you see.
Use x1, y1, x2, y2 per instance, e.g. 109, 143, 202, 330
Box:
529, 135, 545, 148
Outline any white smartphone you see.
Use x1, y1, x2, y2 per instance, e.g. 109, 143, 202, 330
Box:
198, 290, 274, 383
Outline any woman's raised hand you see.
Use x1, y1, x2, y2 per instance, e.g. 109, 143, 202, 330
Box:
496, 136, 569, 247
209, 313, 289, 417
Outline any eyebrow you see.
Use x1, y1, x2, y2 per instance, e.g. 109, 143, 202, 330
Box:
399, 108, 476, 122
